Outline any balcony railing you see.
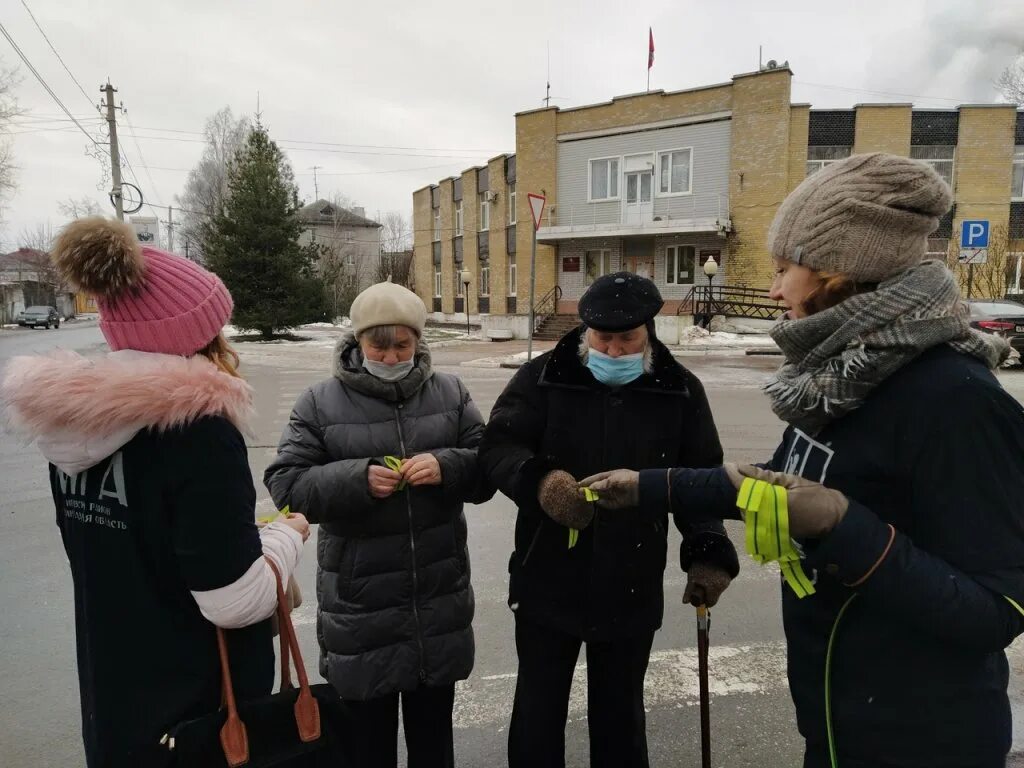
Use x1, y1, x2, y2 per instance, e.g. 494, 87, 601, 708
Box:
540, 193, 729, 232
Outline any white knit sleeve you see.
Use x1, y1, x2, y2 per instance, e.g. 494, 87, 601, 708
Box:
190, 522, 304, 629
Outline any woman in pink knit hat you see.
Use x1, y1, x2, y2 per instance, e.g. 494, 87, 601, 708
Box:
0, 217, 311, 768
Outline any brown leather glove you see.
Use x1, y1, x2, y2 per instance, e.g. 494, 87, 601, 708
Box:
724, 463, 849, 538
683, 562, 733, 608
577, 469, 639, 510
538, 470, 595, 529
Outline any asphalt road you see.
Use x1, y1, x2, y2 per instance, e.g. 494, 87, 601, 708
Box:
1, 322, 1022, 767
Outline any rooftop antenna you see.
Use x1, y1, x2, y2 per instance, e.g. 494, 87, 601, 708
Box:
543, 43, 566, 108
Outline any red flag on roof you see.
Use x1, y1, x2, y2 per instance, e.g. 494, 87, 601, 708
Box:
648, 27, 655, 70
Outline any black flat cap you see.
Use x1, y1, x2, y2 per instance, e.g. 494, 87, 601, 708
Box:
578, 272, 664, 332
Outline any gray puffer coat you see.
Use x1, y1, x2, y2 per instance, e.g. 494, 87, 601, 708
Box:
264, 334, 491, 700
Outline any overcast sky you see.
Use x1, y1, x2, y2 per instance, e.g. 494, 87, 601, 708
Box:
1, 0, 1022, 250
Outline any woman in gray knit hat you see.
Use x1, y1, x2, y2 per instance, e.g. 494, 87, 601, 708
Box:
582, 153, 1024, 768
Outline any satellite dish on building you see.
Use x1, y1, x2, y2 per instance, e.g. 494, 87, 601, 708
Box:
765, 60, 778, 70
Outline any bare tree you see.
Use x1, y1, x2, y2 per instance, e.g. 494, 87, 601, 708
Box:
380, 211, 412, 254
945, 224, 1015, 299
175, 107, 250, 261
0, 60, 22, 223
57, 196, 102, 220
11, 223, 66, 292
996, 52, 1024, 104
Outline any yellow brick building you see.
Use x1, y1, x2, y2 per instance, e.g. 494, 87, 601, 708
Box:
413, 67, 1024, 340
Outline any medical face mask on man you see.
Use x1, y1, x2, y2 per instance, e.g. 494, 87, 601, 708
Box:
586, 348, 644, 387
363, 357, 415, 382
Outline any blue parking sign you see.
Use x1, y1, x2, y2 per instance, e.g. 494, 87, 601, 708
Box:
961, 220, 990, 248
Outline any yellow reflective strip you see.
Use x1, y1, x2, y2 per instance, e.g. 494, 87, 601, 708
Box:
741, 479, 760, 560
1005, 595, 1024, 617
568, 528, 579, 549
580, 487, 600, 502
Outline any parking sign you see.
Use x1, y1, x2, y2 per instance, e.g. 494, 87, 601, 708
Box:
961, 220, 990, 249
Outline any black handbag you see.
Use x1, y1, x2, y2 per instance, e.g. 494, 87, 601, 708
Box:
161, 558, 351, 767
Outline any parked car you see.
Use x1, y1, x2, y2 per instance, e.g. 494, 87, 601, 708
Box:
16, 306, 61, 329
966, 299, 1024, 357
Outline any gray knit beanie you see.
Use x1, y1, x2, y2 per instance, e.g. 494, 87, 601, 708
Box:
767, 152, 953, 282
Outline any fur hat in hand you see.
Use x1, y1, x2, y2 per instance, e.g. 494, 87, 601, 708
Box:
350, 281, 427, 337
52, 217, 233, 356
768, 152, 953, 282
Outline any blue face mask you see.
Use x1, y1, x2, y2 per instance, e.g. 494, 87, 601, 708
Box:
586, 348, 644, 387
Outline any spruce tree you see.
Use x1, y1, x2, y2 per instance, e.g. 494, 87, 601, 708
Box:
204, 122, 326, 338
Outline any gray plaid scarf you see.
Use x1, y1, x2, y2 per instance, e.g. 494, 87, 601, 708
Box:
765, 260, 1009, 435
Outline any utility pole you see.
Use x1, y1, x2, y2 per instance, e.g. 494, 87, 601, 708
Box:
166, 206, 174, 252
310, 166, 322, 200
102, 82, 124, 221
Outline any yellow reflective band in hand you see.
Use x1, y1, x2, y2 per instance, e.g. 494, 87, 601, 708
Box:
257, 504, 291, 525
738, 478, 816, 599
580, 487, 600, 502
568, 528, 579, 549
384, 456, 407, 490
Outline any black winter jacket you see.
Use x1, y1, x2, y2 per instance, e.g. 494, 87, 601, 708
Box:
479, 327, 739, 641
264, 337, 491, 700
642, 346, 1024, 766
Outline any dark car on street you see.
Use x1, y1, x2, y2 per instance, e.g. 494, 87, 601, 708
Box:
966, 299, 1024, 358
16, 306, 61, 329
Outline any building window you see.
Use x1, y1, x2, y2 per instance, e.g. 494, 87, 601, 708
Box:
509, 256, 517, 296
1011, 253, 1024, 295
433, 209, 440, 242
508, 183, 517, 224
479, 193, 490, 231
344, 251, 355, 267
658, 149, 692, 195
589, 158, 620, 201
1013, 146, 1024, 201
454, 200, 463, 236
480, 264, 491, 296
585, 249, 612, 284
806, 146, 851, 176
666, 245, 697, 285
910, 145, 955, 187
433, 267, 442, 298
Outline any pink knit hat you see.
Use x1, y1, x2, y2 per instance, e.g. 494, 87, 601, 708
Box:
52, 217, 233, 356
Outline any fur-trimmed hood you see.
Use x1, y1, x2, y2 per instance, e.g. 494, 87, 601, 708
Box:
1, 349, 253, 474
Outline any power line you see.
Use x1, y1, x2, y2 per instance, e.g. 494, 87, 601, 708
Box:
122, 108, 164, 206
19, 0, 97, 111
0, 21, 105, 148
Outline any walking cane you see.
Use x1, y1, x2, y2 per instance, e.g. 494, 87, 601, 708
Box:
696, 604, 711, 768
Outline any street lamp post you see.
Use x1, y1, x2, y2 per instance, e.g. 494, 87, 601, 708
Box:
702, 256, 719, 329
460, 269, 472, 338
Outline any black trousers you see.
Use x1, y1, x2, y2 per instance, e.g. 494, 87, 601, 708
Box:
508, 615, 655, 768
339, 684, 455, 768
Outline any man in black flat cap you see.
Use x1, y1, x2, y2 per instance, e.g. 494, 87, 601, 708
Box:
480, 272, 738, 768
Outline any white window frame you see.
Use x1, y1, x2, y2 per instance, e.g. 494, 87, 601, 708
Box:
585, 249, 612, 284
1012, 146, 1024, 201
656, 148, 693, 196
806, 146, 852, 176
433, 266, 442, 298
666, 245, 697, 285
508, 256, 517, 296
432, 208, 440, 242
588, 157, 621, 202
910, 145, 955, 187
508, 183, 517, 224
454, 200, 463, 236
1008, 253, 1024, 295
479, 264, 491, 296
479, 193, 490, 231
